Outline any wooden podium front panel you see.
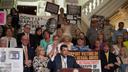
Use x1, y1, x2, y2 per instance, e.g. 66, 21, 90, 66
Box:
59, 68, 92, 72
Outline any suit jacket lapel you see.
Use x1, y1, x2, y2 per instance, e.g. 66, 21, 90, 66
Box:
108, 52, 110, 63
67, 56, 70, 68
57, 54, 62, 69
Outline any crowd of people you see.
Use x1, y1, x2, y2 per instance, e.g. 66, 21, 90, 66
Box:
0, 7, 128, 72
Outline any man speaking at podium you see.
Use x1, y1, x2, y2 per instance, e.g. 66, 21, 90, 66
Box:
49, 44, 80, 72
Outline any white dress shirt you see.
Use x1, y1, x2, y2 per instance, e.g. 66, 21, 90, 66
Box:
1, 36, 17, 48
47, 44, 59, 61
61, 55, 67, 68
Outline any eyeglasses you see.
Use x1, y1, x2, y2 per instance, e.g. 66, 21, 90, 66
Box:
117, 37, 123, 39
22, 38, 29, 41
54, 38, 59, 40
25, 27, 30, 29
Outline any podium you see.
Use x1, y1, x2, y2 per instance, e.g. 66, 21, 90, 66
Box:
59, 68, 92, 72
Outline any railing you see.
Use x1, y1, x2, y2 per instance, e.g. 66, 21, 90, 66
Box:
80, 0, 127, 33
82, 0, 106, 17
79, 0, 108, 32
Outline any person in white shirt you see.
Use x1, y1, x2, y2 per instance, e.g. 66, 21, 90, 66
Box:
1, 28, 17, 48
58, 35, 73, 53
17, 24, 35, 47
47, 35, 59, 60
48, 44, 80, 72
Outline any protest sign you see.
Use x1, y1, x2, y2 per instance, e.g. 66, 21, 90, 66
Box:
0, 48, 23, 72
69, 51, 101, 72
0, 11, 6, 25
19, 14, 54, 33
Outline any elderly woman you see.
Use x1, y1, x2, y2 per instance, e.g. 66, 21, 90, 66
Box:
58, 35, 73, 53
33, 46, 50, 72
117, 47, 128, 72
1, 28, 17, 48
112, 35, 124, 55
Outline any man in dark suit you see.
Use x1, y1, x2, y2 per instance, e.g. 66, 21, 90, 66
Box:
16, 24, 35, 47
48, 44, 80, 72
17, 35, 35, 72
100, 42, 119, 72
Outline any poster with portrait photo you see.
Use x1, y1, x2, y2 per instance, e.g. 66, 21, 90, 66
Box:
0, 48, 23, 72
9, 51, 20, 60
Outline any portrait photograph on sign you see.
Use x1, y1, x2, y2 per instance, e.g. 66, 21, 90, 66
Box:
9, 51, 20, 60
0, 50, 6, 62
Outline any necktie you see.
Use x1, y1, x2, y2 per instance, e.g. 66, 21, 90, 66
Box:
105, 53, 109, 62
8, 40, 10, 47
24, 47, 28, 60
25, 33, 29, 38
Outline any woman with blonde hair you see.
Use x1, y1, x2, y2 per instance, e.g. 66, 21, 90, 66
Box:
58, 35, 73, 53
112, 35, 124, 55
117, 47, 128, 72
33, 46, 50, 72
